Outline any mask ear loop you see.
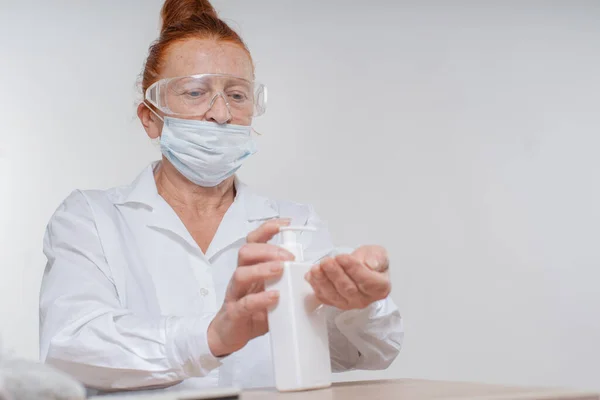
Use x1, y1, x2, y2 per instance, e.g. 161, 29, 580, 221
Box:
250, 105, 264, 136
142, 102, 164, 148
144, 101, 165, 122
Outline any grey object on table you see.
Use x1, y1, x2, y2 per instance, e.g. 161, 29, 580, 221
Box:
0, 359, 85, 400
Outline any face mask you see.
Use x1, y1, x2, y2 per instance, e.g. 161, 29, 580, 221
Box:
159, 116, 257, 187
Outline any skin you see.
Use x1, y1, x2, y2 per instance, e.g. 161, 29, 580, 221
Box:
137, 38, 392, 357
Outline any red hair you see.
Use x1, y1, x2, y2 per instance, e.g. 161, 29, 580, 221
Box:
141, 0, 253, 94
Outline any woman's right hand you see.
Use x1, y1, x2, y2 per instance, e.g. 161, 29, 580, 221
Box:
207, 219, 294, 357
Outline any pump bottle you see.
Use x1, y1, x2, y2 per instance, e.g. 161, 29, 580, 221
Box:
265, 226, 332, 392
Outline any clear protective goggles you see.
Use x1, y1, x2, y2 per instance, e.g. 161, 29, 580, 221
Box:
144, 73, 267, 118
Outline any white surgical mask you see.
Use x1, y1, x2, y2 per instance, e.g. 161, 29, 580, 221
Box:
159, 116, 257, 187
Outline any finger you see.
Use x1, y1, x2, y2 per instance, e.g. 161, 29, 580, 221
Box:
234, 291, 279, 318
336, 254, 391, 298
232, 261, 284, 297
352, 245, 389, 272
247, 218, 291, 244
320, 257, 366, 302
246, 281, 265, 295
252, 310, 268, 325
252, 311, 270, 336
306, 264, 348, 308
238, 243, 294, 266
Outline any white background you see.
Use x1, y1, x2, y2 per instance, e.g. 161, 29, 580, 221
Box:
1, 0, 600, 391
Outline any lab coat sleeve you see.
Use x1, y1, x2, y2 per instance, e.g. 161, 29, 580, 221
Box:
302, 206, 404, 372
39, 191, 222, 390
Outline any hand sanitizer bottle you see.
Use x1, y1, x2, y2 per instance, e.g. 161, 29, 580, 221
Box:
265, 226, 332, 392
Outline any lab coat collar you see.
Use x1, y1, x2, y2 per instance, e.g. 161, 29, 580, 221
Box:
204, 177, 280, 259
114, 162, 163, 209
115, 162, 279, 259
235, 179, 280, 222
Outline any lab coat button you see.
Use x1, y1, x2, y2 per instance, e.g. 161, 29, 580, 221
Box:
199, 288, 209, 297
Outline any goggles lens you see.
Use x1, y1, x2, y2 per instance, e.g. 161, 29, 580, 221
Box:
145, 74, 267, 118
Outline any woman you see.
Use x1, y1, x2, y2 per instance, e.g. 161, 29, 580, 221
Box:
39, 0, 403, 392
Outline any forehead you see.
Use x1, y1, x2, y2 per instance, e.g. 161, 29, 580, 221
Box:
160, 38, 254, 81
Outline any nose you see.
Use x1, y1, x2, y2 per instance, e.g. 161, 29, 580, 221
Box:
205, 93, 232, 124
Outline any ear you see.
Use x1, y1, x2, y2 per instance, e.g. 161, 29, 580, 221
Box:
137, 103, 163, 140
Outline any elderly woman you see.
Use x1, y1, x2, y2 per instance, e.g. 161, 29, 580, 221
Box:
39, 0, 403, 392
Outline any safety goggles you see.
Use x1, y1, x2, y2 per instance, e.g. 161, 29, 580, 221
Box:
144, 74, 267, 118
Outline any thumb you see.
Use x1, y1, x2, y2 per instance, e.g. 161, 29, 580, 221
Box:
352, 245, 389, 272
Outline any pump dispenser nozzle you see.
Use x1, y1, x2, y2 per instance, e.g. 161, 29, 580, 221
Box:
279, 226, 316, 262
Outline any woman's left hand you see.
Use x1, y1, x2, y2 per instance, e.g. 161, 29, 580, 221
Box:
305, 245, 391, 310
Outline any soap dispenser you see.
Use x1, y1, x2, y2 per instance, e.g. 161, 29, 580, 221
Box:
265, 226, 332, 392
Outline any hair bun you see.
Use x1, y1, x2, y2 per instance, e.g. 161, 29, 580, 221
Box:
160, 0, 219, 34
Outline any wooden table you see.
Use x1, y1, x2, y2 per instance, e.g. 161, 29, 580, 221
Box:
92, 379, 599, 400
241, 379, 599, 400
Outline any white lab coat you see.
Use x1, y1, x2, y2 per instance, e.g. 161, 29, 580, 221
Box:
39, 162, 403, 393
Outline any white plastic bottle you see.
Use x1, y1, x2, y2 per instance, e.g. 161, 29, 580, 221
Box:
265, 226, 332, 392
